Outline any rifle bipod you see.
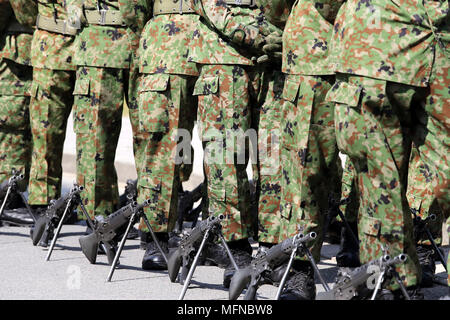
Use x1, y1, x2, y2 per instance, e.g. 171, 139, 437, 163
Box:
106, 208, 168, 282
44, 185, 90, 261
274, 232, 331, 299
172, 215, 239, 300
0, 170, 36, 224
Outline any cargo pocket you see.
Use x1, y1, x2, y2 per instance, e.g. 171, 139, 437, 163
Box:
281, 75, 311, 151
138, 73, 170, 133
326, 81, 364, 156
72, 78, 91, 134
193, 75, 220, 141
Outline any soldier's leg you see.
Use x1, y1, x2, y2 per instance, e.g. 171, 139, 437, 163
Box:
279, 75, 341, 260
0, 59, 34, 226
256, 70, 284, 245
336, 157, 361, 267
73, 66, 123, 219
277, 74, 341, 300
413, 43, 450, 290
330, 74, 424, 291
195, 64, 253, 286
28, 67, 74, 205
136, 73, 197, 269
0, 59, 32, 190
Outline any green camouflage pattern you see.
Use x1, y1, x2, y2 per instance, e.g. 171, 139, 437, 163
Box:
330, 0, 448, 87
136, 73, 198, 232
407, 145, 444, 246
31, 0, 77, 71
72, 0, 143, 69
194, 64, 259, 241
73, 66, 127, 218
254, 69, 286, 244
137, 6, 200, 233
255, 0, 294, 29
139, 13, 200, 76
253, 1, 293, 244
0, 59, 32, 189
339, 157, 359, 223
279, 0, 343, 260
9, 0, 38, 28
279, 74, 342, 261
327, 0, 449, 289
188, 0, 282, 65
282, 0, 344, 75
28, 67, 74, 204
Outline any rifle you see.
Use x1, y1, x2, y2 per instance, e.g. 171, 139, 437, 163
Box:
167, 214, 238, 300
105, 196, 168, 282
411, 209, 447, 272
316, 252, 409, 300
0, 169, 35, 222
31, 185, 86, 252
229, 231, 321, 300
79, 199, 152, 266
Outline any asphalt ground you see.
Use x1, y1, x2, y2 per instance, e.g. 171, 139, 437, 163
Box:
0, 114, 448, 300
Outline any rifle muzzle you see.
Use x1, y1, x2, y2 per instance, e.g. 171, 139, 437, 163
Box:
229, 268, 252, 300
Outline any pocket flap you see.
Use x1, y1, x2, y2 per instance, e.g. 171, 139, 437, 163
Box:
360, 216, 381, 237
326, 82, 362, 107
193, 76, 219, 96
73, 79, 90, 95
282, 75, 301, 103
139, 73, 169, 93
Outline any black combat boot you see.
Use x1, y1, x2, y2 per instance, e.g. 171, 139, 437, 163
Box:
416, 245, 436, 288
142, 232, 170, 270
222, 239, 253, 288
336, 221, 361, 268
279, 260, 316, 300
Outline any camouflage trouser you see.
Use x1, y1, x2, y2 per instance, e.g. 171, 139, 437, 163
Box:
329, 62, 449, 287
407, 145, 444, 245
0, 59, 32, 190
194, 64, 259, 242
253, 69, 285, 244
339, 157, 359, 223
28, 67, 74, 204
136, 73, 197, 232
279, 74, 342, 262
73, 66, 139, 218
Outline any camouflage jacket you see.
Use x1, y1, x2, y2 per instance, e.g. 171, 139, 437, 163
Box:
0, 0, 37, 66
31, 0, 77, 71
330, 0, 449, 87
188, 0, 282, 65
256, 0, 294, 30
73, 0, 151, 69
282, 0, 345, 76
139, 1, 200, 75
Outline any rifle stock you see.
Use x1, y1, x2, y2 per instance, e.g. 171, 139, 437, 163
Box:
229, 268, 252, 300
79, 232, 99, 264
167, 248, 183, 282
31, 215, 49, 245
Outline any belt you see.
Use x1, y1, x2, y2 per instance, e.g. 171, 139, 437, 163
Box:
6, 21, 34, 34
153, 0, 194, 15
36, 14, 77, 36
225, 0, 256, 6
84, 9, 126, 26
